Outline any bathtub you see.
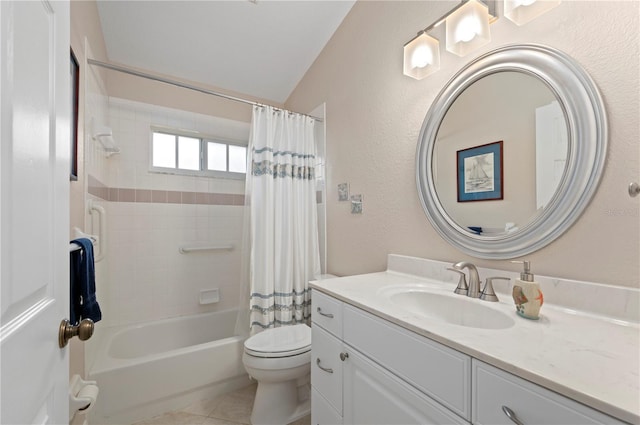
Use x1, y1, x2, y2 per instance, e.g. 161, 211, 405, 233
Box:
88, 309, 250, 424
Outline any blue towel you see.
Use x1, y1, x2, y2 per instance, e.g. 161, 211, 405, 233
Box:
70, 238, 102, 325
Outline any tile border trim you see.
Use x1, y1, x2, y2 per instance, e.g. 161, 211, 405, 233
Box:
88, 175, 245, 206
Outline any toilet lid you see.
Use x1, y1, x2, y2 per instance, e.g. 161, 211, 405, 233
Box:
244, 324, 311, 358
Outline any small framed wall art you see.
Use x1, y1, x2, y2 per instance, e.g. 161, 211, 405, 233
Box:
457, 141, 503, 202
338, 183, 349, 201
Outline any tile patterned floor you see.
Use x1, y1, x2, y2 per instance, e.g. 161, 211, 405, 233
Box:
132, 384, 311, 425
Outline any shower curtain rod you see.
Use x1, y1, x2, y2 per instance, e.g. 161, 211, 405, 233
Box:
87, 58, 323, 122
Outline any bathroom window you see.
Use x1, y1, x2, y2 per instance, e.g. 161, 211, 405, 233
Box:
150, 128, 247, 179
206, 141, 248, 174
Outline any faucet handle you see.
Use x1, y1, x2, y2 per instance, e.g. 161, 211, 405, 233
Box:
480, 277, 510, 302
447, 268, 468, 296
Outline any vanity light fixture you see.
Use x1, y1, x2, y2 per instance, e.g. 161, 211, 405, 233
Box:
403, 31, 441, 80
403, 0, 562, 78
403, 0, 497, 79
504, 0, 561, 26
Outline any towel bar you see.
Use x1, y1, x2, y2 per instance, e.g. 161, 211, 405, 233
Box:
70, 232, 98, 252
179, 245, 234, 254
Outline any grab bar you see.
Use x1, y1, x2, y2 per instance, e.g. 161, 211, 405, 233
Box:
88, 199, 106, 262
178, 245, 234, 254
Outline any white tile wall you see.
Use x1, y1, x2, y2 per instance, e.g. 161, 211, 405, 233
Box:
96, 98, 250, 327
103, 202, 246, 327
84, 66, 111, 186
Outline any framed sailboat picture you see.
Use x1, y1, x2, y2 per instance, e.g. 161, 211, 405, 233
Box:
457, 141, 503, 202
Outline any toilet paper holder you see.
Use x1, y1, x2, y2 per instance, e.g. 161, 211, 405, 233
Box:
69, 374, 99, 418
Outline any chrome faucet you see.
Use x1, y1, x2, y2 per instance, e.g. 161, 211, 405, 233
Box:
452, 262, 481, 298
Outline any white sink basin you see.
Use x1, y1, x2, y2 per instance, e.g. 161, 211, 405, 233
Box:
380, 285, 515, 330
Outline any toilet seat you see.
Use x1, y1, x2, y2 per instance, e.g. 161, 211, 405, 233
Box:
244, 324, 311, 358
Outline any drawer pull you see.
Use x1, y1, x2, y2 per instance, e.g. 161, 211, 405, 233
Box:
316, 358, 334, 374
502, 406, 524, 425
340, 352, 349, 361
317, 307, 334, 318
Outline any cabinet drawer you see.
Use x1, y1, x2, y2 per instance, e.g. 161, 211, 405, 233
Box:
312, 325, 344, 414
343, 305, 471, 420
473, 360, 626, 425
311, 388, 342, 425
312, 290, 343, 338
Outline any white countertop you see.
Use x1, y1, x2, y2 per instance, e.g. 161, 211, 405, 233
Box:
311, 262, 640, 424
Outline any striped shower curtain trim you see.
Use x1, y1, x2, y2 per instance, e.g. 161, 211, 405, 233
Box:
250, 301, 311, 315
253, 146, 316, 159
250, 288, 311, 329
250, 317, 308, 329
250, 307, 311, 329
251, 160, 315, 180
250, 288, 311, 298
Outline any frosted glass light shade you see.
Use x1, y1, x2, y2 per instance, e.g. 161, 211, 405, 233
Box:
403, 33, 441, 80
504, 0, 561, 26
445, 0, 491, 57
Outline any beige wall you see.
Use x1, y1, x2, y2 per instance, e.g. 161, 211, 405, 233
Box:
286, 1, 640, 288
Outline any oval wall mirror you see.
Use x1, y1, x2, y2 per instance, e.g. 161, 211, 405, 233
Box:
416, 44, 607, 259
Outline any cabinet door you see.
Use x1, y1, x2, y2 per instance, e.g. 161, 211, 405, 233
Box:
344, 305, 471, 419
344, 348, 468, 425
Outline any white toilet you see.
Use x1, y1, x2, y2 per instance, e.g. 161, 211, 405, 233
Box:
242, 324, 312, 425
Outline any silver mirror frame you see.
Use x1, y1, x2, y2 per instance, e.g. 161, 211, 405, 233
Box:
416, 44, 607, 259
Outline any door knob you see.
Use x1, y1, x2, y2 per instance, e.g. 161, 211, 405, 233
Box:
59, 318, 94, 348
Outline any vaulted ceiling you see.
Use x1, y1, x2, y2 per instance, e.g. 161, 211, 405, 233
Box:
96, 0, 355, 103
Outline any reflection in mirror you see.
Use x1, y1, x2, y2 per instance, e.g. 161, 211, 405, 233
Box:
416, 44, 607, 259
433, 72, 568, 235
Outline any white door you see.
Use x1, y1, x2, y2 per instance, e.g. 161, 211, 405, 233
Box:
1, 1, 70, 424
535, 100, 568, 210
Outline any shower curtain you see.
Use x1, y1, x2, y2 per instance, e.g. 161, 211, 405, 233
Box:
242, 105, 321, 333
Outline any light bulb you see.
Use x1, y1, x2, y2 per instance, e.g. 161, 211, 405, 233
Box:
403, 32, 441, 79
411, 45, 433, 69
455, 15, 482, 43
445, 0, 491, 56
504, 0, 561, 26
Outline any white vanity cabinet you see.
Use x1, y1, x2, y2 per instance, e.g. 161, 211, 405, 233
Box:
311, 290, 628, 425
311, 290, 470, 425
